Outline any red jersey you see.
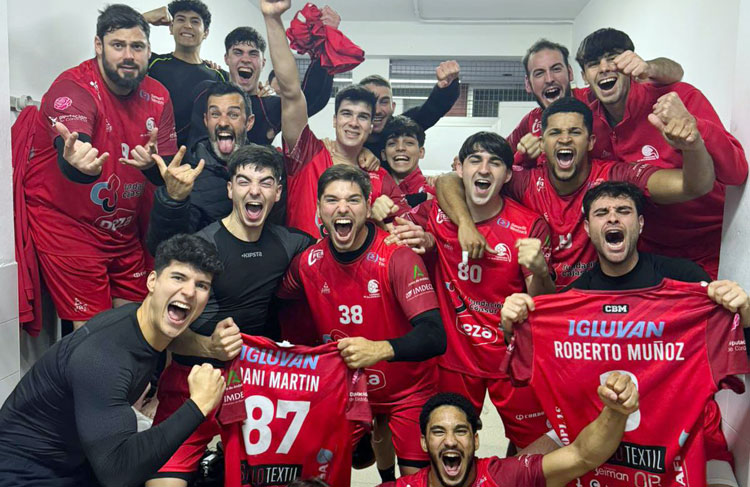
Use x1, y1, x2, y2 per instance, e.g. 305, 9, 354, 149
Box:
278, 227, 439, 405
425, 198, 550, 378
219, 335, 371, 487
283, 125, 411, 238
397, 167, 434, 197
506, 88, 612, 168
24, 58, 177, 255
504, 279, 750, 487
505, 160, 658, 290
378, 455, 546, 487
588, 80, 748, 278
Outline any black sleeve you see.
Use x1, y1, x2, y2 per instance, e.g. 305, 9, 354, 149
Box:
745, 328, 750, 357
145, 186, 202, 256
653, 254, 711, 283
54, 134, 98, 184
71, 354, 205, 487
142, 163, 165, 186
401, 79, 460, 131
301, 58, 334, 117
387, 308, 445, 362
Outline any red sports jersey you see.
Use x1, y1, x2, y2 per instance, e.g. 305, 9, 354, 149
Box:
397, 167, 434, 197
219, 335, 371, 487
588, 80, 748, 278
24, 58, 177, 255
506, 88, 611, 168
283, 125, 411, 238
425, 198, 550, 377
278, 227, 439, 405
505, 160, 658, 290
504, 279, 750, 487
378, 455, 546, 487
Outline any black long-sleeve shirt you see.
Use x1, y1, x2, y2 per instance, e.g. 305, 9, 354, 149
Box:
0, 304, 205, 487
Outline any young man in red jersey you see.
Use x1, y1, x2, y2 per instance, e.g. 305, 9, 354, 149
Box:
378, 376, 639, 487
23, 5, 178, 329
435, 97, 716, 290
278, 164, 446, 477
262, 0, 411, 238
575, 28, 748, 278
381, 116, 433, 208
509, 38, 683, 168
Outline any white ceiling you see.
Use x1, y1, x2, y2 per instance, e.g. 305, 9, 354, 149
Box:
248, 0, 592, 23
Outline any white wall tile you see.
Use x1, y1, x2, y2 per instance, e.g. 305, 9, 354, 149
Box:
0, 372, 19, 406
0, 318, 19, 381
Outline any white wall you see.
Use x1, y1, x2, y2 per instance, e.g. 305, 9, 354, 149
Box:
0, 1, 21, 404
572, 0, 739, 125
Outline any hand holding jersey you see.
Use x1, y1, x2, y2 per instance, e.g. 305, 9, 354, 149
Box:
55, 121, 110, 176
209, 317, 243, 361
338, 336, 396, 368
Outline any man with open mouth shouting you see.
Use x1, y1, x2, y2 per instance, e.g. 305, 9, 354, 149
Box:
436, 96, 717, 291
377, 373, 639, 487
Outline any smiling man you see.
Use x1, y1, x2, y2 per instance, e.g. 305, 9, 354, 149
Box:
436, 97, 716, 290
378, 377, 639, 487
0, 234, 225, 487
381, 116, 434, 207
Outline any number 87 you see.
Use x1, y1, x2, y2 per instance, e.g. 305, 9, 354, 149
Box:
242, 395, 311, 455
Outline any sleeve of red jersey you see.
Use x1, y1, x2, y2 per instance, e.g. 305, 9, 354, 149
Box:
521, 217, 552, 279
682, 87, 748, 185
381, 170, 413, 220
276, 253, 306, 300
282, 124, 326, 177
156, 96, 178, 156
389, 247, 439, 319
705, 306, 750, 392
501, 318, 535, 387
344, 368, 373, 424
608, 161, 661, 197
42, 79, 97, 141
216, 357, 247, 426
409, 198, 434, 230
507, 113, 538, 169
486, 454, 546, 487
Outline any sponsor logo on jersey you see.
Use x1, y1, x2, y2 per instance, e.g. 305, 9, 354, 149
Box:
555, 233, 572, 251
239, 346, 320, 370
515, 410, 545, 422
139, 89, 150, 101
56, 114, 88, 124
132, 270, 148, 278
511, 223, 528, 234
226, 369, 242, 386
413, 265, 425, 280
242, 251, 263, 258
321, 282, 330, 294
308, 249, 324, 266
536, 176, 545, 192
456, 320, 497, 345
365, 368, 386, 391
95, 208, 135, 233
593, 466, 629, 482
366, 279, 381, 298
568, 319, 664, 338
405, 282, 434, 301
73, 297, 89, 313
603, 304, 629, 314
639, 145, 660, 161
241, 461, 302, 486
145, 117, 155, 131
53, 96, 73, 111
532, 118, 542, 134
491, 243, 512, 262
121, 143, 130, 159
150, 94, 165, 105
90, 174, 120, 213
609, 441, 667, 474
122, 182, 144, 199
436, 209, 449, 224
496, 217, 511, 228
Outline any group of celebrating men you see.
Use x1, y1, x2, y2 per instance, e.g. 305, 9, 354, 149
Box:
1, 0, 749, 486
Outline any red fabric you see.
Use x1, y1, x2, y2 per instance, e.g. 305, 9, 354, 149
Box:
12, 106, 42, 335
286, 3, 364, 75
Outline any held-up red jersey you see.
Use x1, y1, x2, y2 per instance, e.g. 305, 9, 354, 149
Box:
278, 227, 439, 405
424, 198, 550, 378
219, 335, 371, 487
24, 58, 177, 255
378, 455, 546, 487
397, 167, 435, 197
505, 160, 658, 290
588, 80, 748, 278
283, 125, 411, 238
504, 279, 750, 487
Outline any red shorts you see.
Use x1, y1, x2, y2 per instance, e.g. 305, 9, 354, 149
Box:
438, 367, 548, 448
37, 247, 148, 320
151, 363, 220, 477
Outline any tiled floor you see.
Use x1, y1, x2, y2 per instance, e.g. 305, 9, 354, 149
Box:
351, 392, 507, 487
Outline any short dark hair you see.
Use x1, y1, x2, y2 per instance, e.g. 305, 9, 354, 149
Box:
383, 116, 425, 147
358, 74, 391, 90
541, 97, 593, 134
522, 39, 570, 76
419, 393, 481, 435
317, 165, 372, 202
458, 132, 513, 169
582, 181, 645, 219
224, 26, 267, 54
287, 479, 330, 487
205, 82, 253, 118
227, 144, 284, 182
97, 4, 150, 41
575, 28, 635, 69
168, 0, 211, 29
334, 85, 377, 118
154, 234, 223, 277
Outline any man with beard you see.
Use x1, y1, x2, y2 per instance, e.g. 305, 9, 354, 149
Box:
435, 97, 716, 290
0, 234, 226, 486
143, 0, 227, 148
22, 4, 177, 329
575, 28, 747, 279
509, 38, 683, 168
377, 376, 639, 487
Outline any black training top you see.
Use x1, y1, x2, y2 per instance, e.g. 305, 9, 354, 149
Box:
171, 221, 314, 367
0, 304, 205, 487
567, 252, 710, 291
148, 53, 227, 148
